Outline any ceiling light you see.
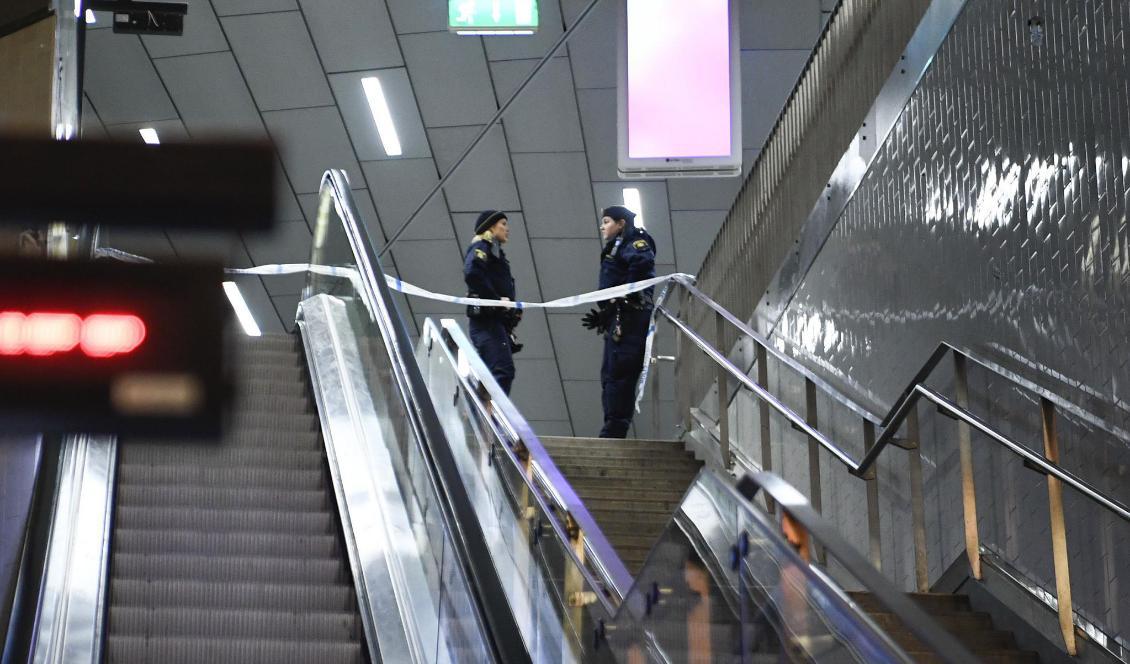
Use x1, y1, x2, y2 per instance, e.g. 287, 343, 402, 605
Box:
222, 282, 261, 337
85, 9, 96, 23
455, 30, 535, 35
622, 187, 644, 228
138, 127, 159, 145
361, 77, 403, 157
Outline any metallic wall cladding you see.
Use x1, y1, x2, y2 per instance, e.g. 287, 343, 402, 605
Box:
713, 0, 1130, 647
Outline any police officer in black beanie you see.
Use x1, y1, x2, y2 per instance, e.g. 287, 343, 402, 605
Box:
581, 205, 656, 438
464, 210, 522, 394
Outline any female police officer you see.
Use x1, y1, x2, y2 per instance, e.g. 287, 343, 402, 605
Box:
464, 209, 522, 394
581, 205, 656, 438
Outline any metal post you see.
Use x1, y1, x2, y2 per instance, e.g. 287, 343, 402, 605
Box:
562, 514, 591, 661
953, 354, 982, 580
756, 342, 774, 514
863, 419, 882, 570
906, 406, 930, 592
677, 291, 692, 435
1041, 398, 1077, 655
805, 378, 825, 564
650, 357, 660, 437
715, 311, 731, 469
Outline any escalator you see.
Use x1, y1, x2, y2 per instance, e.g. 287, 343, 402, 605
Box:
105, 335, 363, 663
4, 169, 982, 664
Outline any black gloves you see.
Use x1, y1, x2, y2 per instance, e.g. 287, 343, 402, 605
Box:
581, 307, 611, 334
509, 332, 524, 354
505, 307, 523, 330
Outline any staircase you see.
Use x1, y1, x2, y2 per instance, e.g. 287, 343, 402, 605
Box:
539, 436, 704, 574
849, 592, 1039, 663
105, 335, 365, 663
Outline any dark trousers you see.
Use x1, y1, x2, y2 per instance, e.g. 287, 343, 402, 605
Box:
469, 318, 515, 394
599, 310, 649, 438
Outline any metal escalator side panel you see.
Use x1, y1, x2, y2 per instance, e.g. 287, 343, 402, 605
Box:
299, 293, 481, 664
28, 435, 116, 664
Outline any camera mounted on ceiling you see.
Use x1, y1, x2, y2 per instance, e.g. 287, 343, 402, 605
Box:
87, 1, 187, 36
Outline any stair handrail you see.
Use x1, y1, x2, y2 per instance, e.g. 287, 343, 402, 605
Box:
424, 317, 634, 609
660, 279, 1130, 655
738, 471, 976, 664
319, 169, 532, 664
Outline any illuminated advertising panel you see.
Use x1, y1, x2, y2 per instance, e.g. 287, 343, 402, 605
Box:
618, 0, 741, 178
449, 0, 538, 34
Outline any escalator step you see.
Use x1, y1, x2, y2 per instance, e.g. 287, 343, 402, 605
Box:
229, 411, 319, 432
110, 579, 356, 612
235, 378, 309, 399
118, 464, 323, 491
116, 485, 329, 512
105, 635, 362, 664
115, 506, 333, 534
237, 336, 298, 352
237, 349, 304, 367
233, 364, 306, 385
112, 553, 346, 584
229, 393, 312, 415
108, 606, 359, 641
119, 445, 324, 470
113, 529, 339, 558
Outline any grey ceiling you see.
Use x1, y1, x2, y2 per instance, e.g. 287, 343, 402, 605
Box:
83, 0, 834, 438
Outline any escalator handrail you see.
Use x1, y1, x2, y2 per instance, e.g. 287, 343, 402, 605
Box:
740, 471, 976, 664
659, 297, 1130, 523
426, 318, 634, 609
319, 170, 532, 664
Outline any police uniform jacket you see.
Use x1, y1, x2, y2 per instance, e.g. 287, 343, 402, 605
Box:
464, 236, 515, 318
600, 227, 657, 292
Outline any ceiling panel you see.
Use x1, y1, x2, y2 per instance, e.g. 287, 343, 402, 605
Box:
142, 0, 227, 58
221, 11, 333, 111
298, 0, 403, 72
547, 312, 602, 380
512, 152, 596, 239
97, 229, 176, 261
530, 238, 601, 300
671, 210, 727, 276
389, 238, 465, 298
482, 1, 564, 62
104, 119, 189, 143
509, 358, 568, 420
271, 294, 302, 331
329, 69, 430, 161
575, 88, 617, 181
591, 181, 674, 265
429, 125, 520, 211
742, 50, 810, 149
398, 32, 498, 127
362, 159, 453, 240
562, 379, 602, 437
561, 0, 617, 89
230, 276, 286, 334
154, 51, 266, 137
490, 57, 584, 153
213, 0, 298, 16
80, 96, 107, 139
667, 172, 746, 211
742, 0, 822, 50
384, 0, 446, 34
272, 160, 307, 223
244, 219, 312, 295
263, 106, 364, 194
84, 31, 177, 124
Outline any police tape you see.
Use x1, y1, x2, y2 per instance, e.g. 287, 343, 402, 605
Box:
226, 263, 696, 310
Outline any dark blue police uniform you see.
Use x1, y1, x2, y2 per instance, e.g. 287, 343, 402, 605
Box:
464, 212, 517, 394
598, 225, 656, 438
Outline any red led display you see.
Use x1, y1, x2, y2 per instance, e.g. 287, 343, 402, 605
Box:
0, 311, 146, 358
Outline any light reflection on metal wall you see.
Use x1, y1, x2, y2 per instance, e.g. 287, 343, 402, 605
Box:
751, 0, 1130, 645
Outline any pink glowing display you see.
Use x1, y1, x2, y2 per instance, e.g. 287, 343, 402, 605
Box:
626, 0, 732, 159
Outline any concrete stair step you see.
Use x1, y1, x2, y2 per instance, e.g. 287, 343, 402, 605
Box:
553, 465, 697, 482
849, 591, 970, 615
548, 455, 701, 473
567, 478, 693, 496
540, 436, 686, 453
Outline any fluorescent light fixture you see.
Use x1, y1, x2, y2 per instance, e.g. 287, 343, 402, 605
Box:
361, 77, 403, 157
622, 187, 644, 228
85, 9, 96, 23
138, 127, 160, 145
222, 282, 262, 337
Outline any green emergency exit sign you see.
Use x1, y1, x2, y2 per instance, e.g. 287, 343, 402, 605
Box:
449, 0, 539, 34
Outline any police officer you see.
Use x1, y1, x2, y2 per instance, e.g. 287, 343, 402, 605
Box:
464, 210, 522, 394
581, 205, 656, 438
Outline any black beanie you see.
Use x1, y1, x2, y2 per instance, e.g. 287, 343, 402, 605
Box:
474, 210, 507, 235
601, 205, 636, 226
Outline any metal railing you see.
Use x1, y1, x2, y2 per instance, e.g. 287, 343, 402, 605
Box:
656, 278, 1130, 657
